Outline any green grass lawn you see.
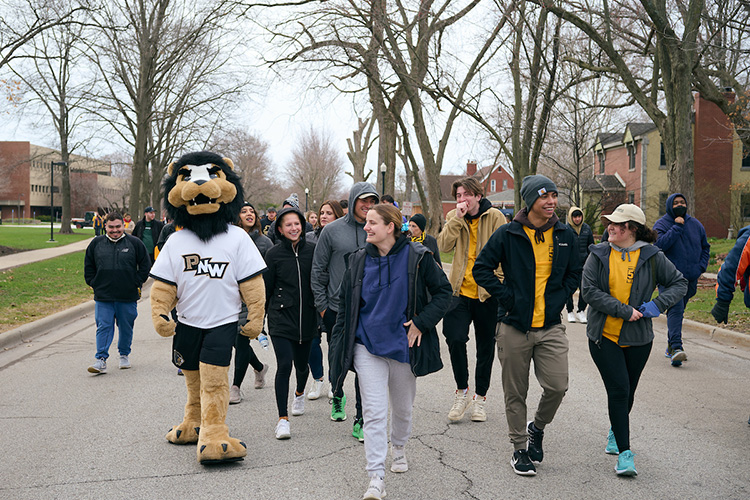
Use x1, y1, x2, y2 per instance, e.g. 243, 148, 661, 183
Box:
683, 282, 749, 332
0, 226, 92, 250
706, 237, 737, 274
440, 251, 454, 265
0, 251, 93, 333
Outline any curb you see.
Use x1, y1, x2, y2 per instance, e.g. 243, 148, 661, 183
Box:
645, 316, 750, 349
0, 282, 153, 351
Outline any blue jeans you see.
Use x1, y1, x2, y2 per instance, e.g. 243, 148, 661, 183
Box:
94, 301, 138, 360
661, 278, 697, 350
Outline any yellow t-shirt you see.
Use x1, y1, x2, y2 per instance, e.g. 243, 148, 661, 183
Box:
602, 248, 641, 345
523, 226, 553, 328
459, 218, 480, 299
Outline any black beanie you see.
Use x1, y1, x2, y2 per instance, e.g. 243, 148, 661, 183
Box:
410, 213, 427, 232
520, 175, 558, 208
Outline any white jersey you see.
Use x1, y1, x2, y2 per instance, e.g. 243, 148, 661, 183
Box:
150, 224, 266, 329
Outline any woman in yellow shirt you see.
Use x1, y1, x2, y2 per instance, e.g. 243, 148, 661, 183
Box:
581, 204, 686, 477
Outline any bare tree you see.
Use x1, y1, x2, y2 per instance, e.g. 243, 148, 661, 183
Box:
7, 2, 93, 233
345, 116, 376, 183
208, 128, 284, 207
287, 127, 343, 211
86, 0, 248, 216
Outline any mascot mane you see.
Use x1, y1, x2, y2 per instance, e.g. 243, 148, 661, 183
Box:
163, 151, 244, 242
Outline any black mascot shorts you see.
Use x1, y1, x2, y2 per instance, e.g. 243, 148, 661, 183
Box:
172, 322, 238, 370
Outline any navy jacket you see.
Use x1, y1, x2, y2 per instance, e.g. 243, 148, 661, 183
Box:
716, 225, 750, 305
654, 193, 710, 281
473, 218, 582, 332
84, 234, 151, 302
329, 238, 452, 390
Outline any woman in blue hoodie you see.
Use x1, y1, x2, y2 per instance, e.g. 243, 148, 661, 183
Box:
329, 204, 452, 500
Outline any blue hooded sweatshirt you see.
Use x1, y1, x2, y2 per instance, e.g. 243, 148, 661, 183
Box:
653, 193, 711, 281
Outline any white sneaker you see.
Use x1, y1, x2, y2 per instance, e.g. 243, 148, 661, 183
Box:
567, 311, 576, 323
328, 388, 334, 400
254, 363, 269, 389
229, 385, 242, 404
576, 310, 588, 323
363, 476, 386, 500
308, 379, 326, 400
275, 419, 291, 439
291, 394, 306, 416
119, 355, 131, 369
448, 390, 470, 421
88, 358, 107, 374
390, 445, 408, 473
471, 395, 487, 422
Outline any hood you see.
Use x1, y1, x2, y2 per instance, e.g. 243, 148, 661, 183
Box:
274, 207, 307, 246
665, 193, 688, 219
346, 182, 380, 225
464, 197, 493, 222
567, 206, 584, 234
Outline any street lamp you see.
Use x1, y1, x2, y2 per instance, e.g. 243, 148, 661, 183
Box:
49, 161, 67, 242
304, 188, 309, 212
380, 163, 387, 196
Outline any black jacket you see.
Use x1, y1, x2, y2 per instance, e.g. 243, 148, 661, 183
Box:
329, 238, 452, 392
132, 217, 164, 247
263, 208, 317, 342
473, 218, 582, 332
571, 222, 595, 263
84, 234, 151, 302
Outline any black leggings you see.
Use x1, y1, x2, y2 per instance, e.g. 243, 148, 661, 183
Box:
323, 309, 363, 421
588, 338, 652, 452
232, 332, 264, 387
271, 336, 312, 418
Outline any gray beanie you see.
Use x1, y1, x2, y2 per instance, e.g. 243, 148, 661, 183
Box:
520, 175, 558, 209
283, 193, 300, 210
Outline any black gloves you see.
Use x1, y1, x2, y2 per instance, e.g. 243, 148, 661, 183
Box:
711, 300, 731, 324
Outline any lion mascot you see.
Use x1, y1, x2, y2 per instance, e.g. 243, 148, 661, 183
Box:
149, 151, 266, 464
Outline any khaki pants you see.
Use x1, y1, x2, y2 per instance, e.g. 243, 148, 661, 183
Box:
496, 322, 569, 450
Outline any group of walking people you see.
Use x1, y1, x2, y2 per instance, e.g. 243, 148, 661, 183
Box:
85, 169, 711, 499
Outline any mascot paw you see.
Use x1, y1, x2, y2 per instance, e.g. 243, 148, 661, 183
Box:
166, 421, 200, 444
155, 315, 177, 337
197, 436, 247, 465
240, 322, 260, 339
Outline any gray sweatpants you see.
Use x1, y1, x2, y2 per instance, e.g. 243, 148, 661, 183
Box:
496, 322, 569, 450
353, 343, 417, 479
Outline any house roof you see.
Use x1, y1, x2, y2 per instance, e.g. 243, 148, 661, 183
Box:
440, 174, 462, 201
581, 174, 626, 192
597, 132, 622, 148
486, 189, 515, 204
626, 122, 657, 138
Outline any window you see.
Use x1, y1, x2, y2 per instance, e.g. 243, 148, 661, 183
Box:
743, 144, 750, 170
598, 151, 606, 174
628, 191, 635, 204
628, 143, 636, 171
659, 192, 669, 216
659, 143, 667, 170
742, 193, 750, 220
502, 179, 508, 190
490, 179, 496, 193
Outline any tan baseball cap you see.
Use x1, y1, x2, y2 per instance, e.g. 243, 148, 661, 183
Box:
601, 204, 646, 226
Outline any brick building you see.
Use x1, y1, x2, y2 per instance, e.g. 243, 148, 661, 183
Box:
0, 142, 128, 222
584, 93, 750, 237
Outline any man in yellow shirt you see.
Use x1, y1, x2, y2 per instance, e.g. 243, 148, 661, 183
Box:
473, 175, 582, 476
437, 177, 505, 423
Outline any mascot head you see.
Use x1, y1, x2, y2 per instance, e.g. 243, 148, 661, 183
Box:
163, 151, 244, 242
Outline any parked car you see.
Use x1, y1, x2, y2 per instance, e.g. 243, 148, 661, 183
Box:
71, 211, 97, 229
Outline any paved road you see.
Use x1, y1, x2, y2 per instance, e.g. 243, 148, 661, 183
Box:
0, 298, 748, 500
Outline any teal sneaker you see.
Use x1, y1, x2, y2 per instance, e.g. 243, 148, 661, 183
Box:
331, 393, 347, 421
352, 418, 364, 442
615, 449, 637, 476
605, 428, 620, 455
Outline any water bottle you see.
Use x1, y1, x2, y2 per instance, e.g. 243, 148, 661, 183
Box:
258, 333, 269, 350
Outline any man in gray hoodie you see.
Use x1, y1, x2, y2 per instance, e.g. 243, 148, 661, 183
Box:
313, 182, 380, 441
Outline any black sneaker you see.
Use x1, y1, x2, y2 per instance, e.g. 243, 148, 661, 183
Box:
510, 449, 537, 476
527, 421, 544, 463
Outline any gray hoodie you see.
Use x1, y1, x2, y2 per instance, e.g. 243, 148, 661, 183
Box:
311, 182, 380, 313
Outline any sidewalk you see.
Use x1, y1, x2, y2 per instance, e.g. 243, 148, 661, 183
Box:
0, 237, 92, 272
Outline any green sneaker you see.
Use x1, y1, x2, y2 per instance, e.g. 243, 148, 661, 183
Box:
352, 418, 364, 442
605, 428, 620, 455
331, 393, 347, 421
615, 449, 637, 476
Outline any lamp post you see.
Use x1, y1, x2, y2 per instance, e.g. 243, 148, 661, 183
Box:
49, 161, 67, 242
304, 188, 309, 212
380, 163, 387, 196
